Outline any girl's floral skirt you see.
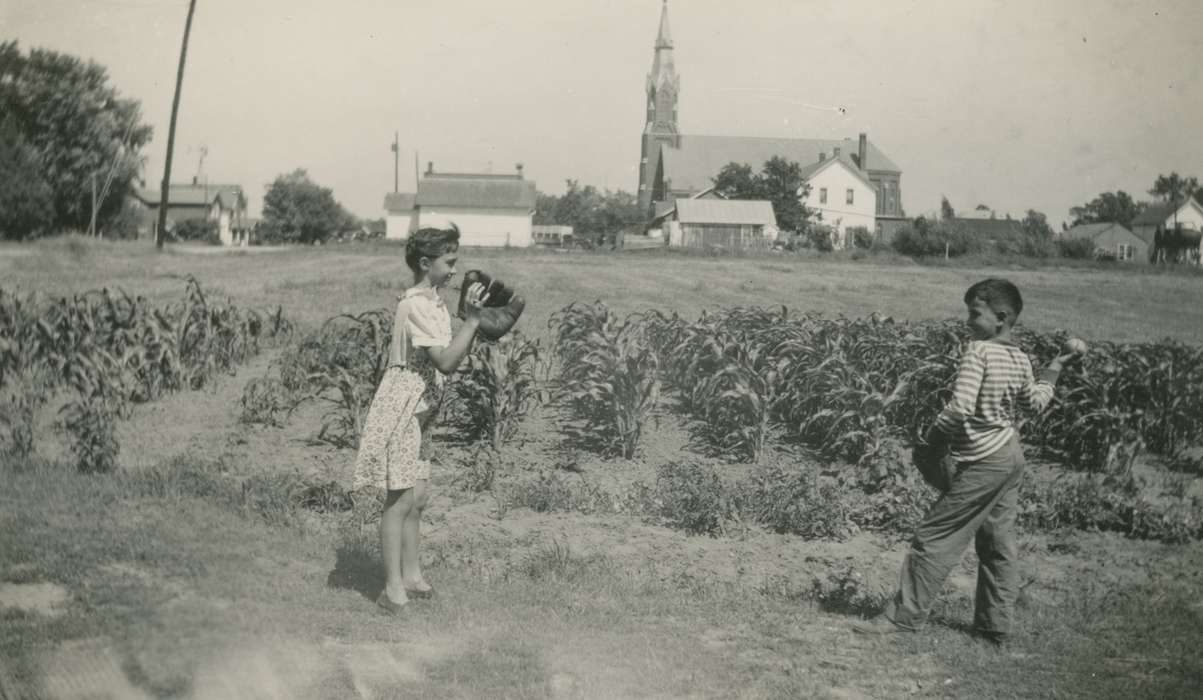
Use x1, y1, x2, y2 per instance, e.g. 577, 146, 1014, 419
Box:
352, 368, 432, 492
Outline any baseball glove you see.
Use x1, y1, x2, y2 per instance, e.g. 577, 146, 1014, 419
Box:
458, 270, 525, 341
912, 440, 956, 494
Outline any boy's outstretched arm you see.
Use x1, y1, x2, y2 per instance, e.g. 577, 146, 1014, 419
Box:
1018, 353, 1069, 414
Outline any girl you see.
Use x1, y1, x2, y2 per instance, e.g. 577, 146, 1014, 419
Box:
352, 223, 487, 614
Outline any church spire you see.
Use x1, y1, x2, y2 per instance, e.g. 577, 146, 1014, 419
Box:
655, 0, 672, 48
638, 0, 680, 212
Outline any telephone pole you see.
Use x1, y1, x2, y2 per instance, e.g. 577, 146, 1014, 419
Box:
391, 132, 399, 193
157, 0, 198, 249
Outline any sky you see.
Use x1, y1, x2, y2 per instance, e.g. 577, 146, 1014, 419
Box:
5, 0, 1202, 226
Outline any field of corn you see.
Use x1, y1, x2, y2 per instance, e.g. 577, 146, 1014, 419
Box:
0, 277, 292, 473
221, 291, 1203, 544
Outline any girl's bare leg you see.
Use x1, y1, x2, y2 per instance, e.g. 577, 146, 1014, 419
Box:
380, 488, 411, 604
401, 479, 431, 591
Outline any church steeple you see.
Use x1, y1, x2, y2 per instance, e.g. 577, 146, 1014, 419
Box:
655, 0, 672, 48
638, 0, 680, 212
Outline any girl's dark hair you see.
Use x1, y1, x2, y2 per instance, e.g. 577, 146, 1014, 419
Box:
405, 223, 460, 273
965, 278, 1023, 321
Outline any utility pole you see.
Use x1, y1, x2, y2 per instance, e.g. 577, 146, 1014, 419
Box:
157, 0, 198, 249
391, 132, 399, 193
89, 173, 97, 237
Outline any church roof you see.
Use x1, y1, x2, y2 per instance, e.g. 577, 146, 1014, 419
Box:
660, 135, 900, 194
416, 174, 536, 210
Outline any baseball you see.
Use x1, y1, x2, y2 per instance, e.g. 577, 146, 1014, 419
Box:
1064, 337, 1088, 355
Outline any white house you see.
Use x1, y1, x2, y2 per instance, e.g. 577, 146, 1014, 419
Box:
134, 180, 248, 245
1130, 198, 1203, 243
382, 164, 536, 246
797, 152, 877, 247
1062, 222, 1148, 263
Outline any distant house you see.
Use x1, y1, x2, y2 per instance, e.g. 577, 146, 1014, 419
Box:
798, 151, 877, 248
1130, 198, 1203, 244
651, 197, 778, 250
1062, 222, 1146, 263
134, 179, 249, 246
382, 163, 536, 247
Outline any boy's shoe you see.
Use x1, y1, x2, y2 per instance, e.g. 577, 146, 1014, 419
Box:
972, 629, 1007, 647
850, 615, 909, 635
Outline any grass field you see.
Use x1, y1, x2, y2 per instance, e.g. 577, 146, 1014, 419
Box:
2, 236, 1202, 699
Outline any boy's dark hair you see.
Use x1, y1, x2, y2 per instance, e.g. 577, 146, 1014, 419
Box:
405, 223, 460, 273
964, 278, 1023, 323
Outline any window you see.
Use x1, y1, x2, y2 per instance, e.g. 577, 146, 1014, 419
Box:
819, 188, 827, 204
846, 189, 854, 205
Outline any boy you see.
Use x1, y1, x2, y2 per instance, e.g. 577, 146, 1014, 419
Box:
852, 278, 1074, 643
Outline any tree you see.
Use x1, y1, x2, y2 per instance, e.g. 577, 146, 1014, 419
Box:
1069, 191, 1146, 228
536, 181, 641, 246
713, 163, 763, 200
940, 196, 955, 221
1149, 172, 1200, 229
261, 169, 355, 244
1149, 172, 1199, 205
0, 41, 152, 236
1020, 209, 1053, 240
0, 118, 55, 239
157, 0, 198, 249
711, 156, 812, 233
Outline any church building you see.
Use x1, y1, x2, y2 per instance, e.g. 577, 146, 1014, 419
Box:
637, 2, 908, 240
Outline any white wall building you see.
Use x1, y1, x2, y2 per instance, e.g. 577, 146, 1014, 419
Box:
383, 165, 536, 246
798, 153, 877, 247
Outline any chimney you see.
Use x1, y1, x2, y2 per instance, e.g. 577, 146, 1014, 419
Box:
426, 161, 434, 176
515, 162, 524, 178
819, 151, 826, 162
858, 133, 868, 171
833, 146, 841, 158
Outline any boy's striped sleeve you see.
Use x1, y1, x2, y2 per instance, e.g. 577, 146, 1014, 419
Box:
934, 344, 985, 435
1018, 358, 1057, 413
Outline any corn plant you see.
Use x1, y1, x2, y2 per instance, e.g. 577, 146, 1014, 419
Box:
449, 332, 541, 447
288, 309, 392, 447
550, 302, 659, 459
1, 279, 287, 472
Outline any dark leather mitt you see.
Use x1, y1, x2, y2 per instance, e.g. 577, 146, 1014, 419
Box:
458, 270, 524, 341
912, 441, 956, 494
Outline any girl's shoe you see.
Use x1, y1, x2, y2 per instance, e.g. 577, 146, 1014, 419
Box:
405, 586, 435, 600
376, 591, 408, 615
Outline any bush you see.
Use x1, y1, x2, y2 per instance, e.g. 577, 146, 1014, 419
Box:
1056, 236, 1096, 259
646, 460, 737, 536
741, 459, 857, 540
173, 218, 220, 245
848, 226, 874, 250
804, 223, 837, 252
892, 218, 982, 258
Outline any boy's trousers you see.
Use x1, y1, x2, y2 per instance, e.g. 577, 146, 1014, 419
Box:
886, 435, 1025, 636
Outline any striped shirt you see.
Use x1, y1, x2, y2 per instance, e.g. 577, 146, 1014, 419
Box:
933, 339, 1058, 462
